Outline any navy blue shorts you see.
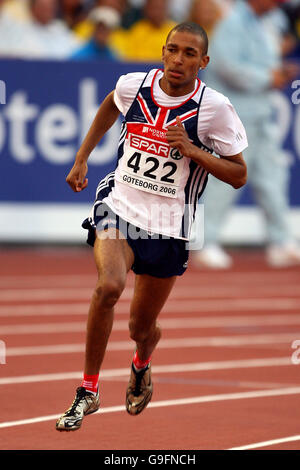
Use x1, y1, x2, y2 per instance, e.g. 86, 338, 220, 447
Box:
82, 202, 189, 278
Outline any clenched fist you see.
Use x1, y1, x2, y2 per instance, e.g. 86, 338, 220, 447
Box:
66, 161, 88, 192
166, 116, 194, 158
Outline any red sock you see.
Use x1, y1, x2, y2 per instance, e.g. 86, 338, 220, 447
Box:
81, 374, 99, 394
133, 351, 151, 370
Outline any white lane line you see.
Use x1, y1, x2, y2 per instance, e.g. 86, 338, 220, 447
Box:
179, 272, 300, 283
171, 286, 300, 298
1, 314, 300, 335
0, 288, 300, 304
228, 435, 300, 450
127, 298, 300, 313
1, 299, 300, 317
1, 386, 300, 430
5, 333, 300, 357
0, 271, 298, 286
0, 275, 97, 288
0, 303, 90, 317
1, 285, 300, 300
108, 376, 297, 390
1, 281, 300, 303
0, 288, 94, 301
0, 357, 293, 386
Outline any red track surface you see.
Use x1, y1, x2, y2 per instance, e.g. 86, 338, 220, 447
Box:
0, 246, 300, 450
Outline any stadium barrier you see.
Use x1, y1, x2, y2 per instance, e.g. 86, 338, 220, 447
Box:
0, 59, 299, 244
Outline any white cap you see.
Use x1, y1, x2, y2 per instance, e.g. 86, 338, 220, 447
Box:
88, 6, 121, 29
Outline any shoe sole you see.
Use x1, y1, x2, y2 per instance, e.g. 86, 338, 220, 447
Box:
126, 390, 153, 416
55, 406, 100, 432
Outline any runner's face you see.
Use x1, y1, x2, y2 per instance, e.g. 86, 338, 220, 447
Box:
162, 31, 209, 93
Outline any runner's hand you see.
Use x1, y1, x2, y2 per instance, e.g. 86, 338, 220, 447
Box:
166, 116, 194, 157
66, 161, 88, 192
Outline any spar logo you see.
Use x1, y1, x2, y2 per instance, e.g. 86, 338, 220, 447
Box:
130, 134, 169, 158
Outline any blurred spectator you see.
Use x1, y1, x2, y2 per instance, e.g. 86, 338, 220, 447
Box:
98, 0, 127, 16
58, 0, 91, 31
121, 0, 186, 25
2, 0, 31, 22
70, 5, 121, 59
0, 0, 29, 56
74, 0, 129, 40
110, 0, 176, 61
280, 0, 300, 57
192, 0, 300, 268
0, 0, 81, 59
123, 0, 221, 24
263, 4, 298, 57
168, 0, 193, 22
119, 0, 144, 28
188, 0, 225, 38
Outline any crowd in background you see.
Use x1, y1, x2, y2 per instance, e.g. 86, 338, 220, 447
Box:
1, 0, 300, 267
0, 0, 299, 61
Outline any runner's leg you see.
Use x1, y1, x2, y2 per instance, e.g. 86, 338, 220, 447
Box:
84, 229, 134, 375
129, 273, 177, 361
125, 273, 177, 415
56, 228, 135, 430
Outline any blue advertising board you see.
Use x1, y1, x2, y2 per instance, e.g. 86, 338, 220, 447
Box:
0, 58, 299, 208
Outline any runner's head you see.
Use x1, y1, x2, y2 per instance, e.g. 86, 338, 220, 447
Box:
166, 22, 209, 56
162, 22, 210, 93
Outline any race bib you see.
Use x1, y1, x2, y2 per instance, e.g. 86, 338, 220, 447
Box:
116, 132, 185, 198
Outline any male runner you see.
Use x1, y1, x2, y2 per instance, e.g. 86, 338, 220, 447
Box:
56, 22, 248, 431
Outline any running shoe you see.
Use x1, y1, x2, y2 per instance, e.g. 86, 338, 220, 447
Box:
55, 386, 100, 431
266, 242, 300, 267
126, 363, 153, 415
193, 244, 232, 269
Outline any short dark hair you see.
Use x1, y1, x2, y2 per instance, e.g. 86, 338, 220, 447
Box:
166, 22, 209, 55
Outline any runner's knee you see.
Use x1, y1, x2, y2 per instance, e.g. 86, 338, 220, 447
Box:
94, 278, 125, 308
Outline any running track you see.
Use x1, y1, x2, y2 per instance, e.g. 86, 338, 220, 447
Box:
0, 247, 300, 450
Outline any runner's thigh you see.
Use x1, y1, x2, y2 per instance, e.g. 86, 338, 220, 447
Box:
94, 228, 134, 289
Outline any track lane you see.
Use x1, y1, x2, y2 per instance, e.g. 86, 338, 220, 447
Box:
1, 248, 300, 449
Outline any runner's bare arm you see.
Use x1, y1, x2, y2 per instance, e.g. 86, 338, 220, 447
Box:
66, 91, 120, 192
166, 116, 247, 189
